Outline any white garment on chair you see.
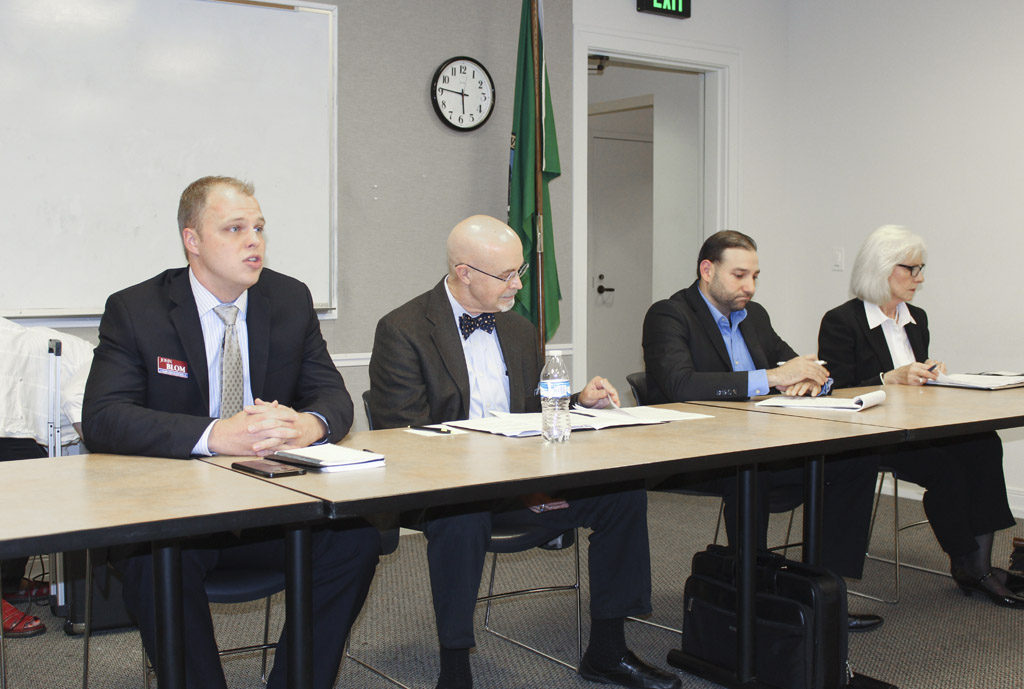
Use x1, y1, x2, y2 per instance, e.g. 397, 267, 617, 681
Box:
0, 317, 93, 446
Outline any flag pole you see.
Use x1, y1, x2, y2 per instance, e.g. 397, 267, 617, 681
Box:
530, 0, 545, 351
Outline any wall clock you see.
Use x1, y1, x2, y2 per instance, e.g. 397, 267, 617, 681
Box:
431, 56, 495, 131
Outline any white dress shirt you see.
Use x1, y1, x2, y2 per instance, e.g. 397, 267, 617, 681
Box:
444, 277, 510, 420
189, 268, 253, 455
864, 300, 917, 369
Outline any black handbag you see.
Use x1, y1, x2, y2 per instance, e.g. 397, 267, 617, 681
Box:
681, 545, 849, 689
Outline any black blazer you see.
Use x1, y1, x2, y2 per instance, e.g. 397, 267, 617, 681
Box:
83, 267, 353, 458
817, 298, 929, 389
642, 280, 797, 402
368, 278, 543, 429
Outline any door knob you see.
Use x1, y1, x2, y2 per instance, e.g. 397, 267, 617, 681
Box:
597, 285, 615, 294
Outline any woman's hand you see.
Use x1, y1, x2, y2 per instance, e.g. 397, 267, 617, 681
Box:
883, 360, 944, 386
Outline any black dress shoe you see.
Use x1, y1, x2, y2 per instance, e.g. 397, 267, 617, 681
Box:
955, 569, 1024, 608
848, 613, 883, 632
579, 650, 682, 689
993, 566, 1024, 594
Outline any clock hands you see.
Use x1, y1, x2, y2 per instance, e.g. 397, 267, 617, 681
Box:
438, 87, 468, 114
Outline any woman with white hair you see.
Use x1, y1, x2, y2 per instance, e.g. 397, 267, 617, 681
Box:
818, 225, 1022, 608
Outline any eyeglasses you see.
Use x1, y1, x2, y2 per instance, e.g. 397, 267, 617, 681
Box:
897, 263, 925, 277
461, 262, 529, 284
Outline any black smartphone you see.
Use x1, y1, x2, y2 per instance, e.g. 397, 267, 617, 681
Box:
231, 459, 306, 478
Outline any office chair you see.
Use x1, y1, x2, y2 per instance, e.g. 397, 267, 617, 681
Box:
624, 372, 801, 635
847, 468, 947, 605
139, 567, 286, 688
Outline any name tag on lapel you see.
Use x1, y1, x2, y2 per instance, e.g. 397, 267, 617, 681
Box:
157, 356, 189, 379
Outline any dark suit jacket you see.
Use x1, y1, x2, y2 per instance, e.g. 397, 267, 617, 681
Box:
642, 280, 797, 402
368, 278, 543, 429
817, 298, 929, 389
83, 267, 353, 458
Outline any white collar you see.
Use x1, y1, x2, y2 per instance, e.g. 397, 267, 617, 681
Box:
188, 267, 248, 316
863, 300, 915, 329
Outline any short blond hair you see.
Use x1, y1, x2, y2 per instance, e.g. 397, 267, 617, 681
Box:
177, 176, 254, 259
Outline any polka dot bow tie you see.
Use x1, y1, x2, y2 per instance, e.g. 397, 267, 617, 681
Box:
459, 312, 496, 339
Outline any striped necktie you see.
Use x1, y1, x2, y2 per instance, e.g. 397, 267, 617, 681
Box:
214, 304, 244, 417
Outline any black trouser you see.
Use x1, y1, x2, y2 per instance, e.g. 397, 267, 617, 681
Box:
118, 522, 379, 689
418, 486, 652, 649
0, 438, 48, 590
884, 431, 1013, 558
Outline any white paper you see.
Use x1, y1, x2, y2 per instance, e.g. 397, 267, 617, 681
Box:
271, 444, 384, 467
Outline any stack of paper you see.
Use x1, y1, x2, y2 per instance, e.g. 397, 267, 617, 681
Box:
926, 372, 1024, 390
445, 406, 712, 438
755, 390, 886, 412
270, 445, 385, 472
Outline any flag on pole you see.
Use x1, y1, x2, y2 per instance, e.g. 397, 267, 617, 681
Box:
508, 0, 561, 342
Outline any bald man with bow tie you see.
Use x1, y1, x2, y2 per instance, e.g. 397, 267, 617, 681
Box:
368, 215, 680, 689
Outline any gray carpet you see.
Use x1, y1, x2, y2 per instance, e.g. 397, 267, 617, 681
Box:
3, 491, 1022, 688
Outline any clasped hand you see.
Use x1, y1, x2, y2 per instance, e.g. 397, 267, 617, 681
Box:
769, 356, 830, 397
209, 398, 326, 456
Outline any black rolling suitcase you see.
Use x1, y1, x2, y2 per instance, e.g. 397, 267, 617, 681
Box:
681, 545, 849, 689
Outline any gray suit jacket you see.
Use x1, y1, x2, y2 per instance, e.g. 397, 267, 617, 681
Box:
642, 280, 797, 402
368, 278, 543, 429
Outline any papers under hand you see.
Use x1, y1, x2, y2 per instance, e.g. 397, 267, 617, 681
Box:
755, 390, 886, 412
270, 444, 384, 472
444, 406, 712, 437
926, 372, 1024, 390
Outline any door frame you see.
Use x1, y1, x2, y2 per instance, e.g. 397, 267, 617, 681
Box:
571, 26, 740, 384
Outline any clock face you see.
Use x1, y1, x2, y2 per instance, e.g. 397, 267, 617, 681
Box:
431, 57, 495, 131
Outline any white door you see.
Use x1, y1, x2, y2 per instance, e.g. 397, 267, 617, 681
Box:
587, 110, 653, 400
585, 60, 705, 404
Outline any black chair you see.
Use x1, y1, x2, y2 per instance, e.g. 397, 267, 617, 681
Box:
347, 391, 582, 684
137, 567, 286, 688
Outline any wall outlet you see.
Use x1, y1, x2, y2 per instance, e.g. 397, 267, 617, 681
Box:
831, 247, 844, 271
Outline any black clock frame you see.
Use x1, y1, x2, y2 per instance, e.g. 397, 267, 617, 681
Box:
430, 56, 495, 132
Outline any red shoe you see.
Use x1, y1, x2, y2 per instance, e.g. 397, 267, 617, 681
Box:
2, 599, 46, 638
2, 578, 50, 603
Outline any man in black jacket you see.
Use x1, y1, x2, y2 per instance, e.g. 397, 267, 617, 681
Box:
84, 176, 379, 689
642, 230, 881, 631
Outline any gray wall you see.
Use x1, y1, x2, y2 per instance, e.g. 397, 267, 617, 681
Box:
326, 0, 574, 354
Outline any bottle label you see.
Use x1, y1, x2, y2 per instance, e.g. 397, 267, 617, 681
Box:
538, 379, 571, 398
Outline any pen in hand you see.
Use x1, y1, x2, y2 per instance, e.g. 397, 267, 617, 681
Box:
927, 364, 938, 372
777, 360, 827, 366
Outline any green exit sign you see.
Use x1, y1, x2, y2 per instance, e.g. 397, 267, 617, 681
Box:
637, 0, 691, 18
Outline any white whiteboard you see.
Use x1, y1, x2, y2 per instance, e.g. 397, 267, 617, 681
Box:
0, 0, 337, 317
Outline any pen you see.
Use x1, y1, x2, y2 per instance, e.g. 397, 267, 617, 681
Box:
777, 360, 827, 366
571, 411, 596, 418
927, 364, 938, 372
410, 425, 451, 434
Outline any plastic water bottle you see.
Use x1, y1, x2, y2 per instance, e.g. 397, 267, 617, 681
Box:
539, 350, 572, 442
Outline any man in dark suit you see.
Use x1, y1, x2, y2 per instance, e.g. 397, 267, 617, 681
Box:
83, 176, 379, 689
369, 215, 680, 689
642, 230, 882, 631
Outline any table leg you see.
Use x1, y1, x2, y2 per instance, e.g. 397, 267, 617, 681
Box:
802, 455, 825, 566
153, 541, 184, 689
735, 464, 757, 683
667, 464, 763, 688
285, 526, 312, 689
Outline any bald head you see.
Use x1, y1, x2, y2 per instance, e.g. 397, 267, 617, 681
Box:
446, 215, 526, 315
446, 215, 522, 271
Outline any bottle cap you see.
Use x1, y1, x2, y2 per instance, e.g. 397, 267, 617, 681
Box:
547, 350, 562, 357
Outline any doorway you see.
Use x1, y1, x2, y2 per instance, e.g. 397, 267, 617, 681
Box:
585, 58, 705, 400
